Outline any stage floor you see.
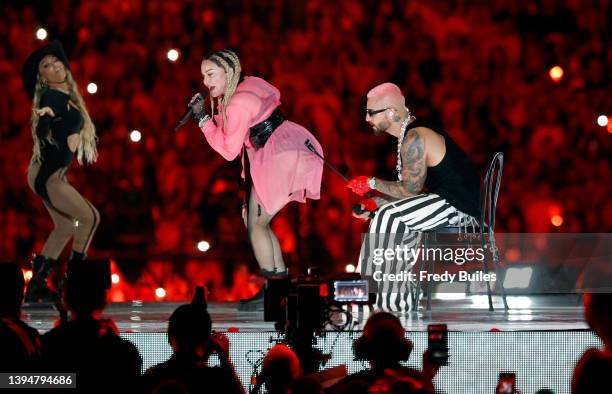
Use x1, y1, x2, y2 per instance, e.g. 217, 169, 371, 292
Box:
23, 295, 587, 333
21, 295, 594, 393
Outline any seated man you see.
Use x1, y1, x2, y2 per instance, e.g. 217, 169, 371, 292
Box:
40, 260, 142, 392
348, 82, 481, 311
141, 302, 245, 394
0, 263, 41, 372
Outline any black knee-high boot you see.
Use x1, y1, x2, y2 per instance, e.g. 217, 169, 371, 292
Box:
25, 255, 58, 303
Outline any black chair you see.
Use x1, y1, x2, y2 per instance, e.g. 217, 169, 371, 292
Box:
412, 152, 509, 312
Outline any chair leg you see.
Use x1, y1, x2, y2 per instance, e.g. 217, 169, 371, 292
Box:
426, 257, 434, 311
490, 239, 509, 311
412, 269, 421, 313
480, 236, 495, 311
412, 247, 425, 313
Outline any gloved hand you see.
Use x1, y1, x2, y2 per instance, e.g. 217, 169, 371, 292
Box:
361, 198, 378, 212
188, 93, 209, 125
352, 198, 377, 221
347, 176, 372, 196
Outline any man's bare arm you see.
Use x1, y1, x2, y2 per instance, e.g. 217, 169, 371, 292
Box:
373, 129, 427, 199
372, 196, 398, 206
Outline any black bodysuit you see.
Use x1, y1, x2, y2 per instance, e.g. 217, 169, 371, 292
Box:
34, 89, 84, 202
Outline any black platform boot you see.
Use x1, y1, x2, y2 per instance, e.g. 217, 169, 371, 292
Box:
274, 268, 289, 278
25, 255, 58, 304
68, 250, 86, 262
238, 268, 275, 311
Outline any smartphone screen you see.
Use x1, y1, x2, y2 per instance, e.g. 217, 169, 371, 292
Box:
427, 324, 449, 366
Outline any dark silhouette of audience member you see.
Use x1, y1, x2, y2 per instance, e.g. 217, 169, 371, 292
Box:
40, 260, 142, 393
329, 312, 438, 394
251, 343, 303, 394
572, 292, 612, 394
141, 301, 245, 394
0, 263, 41, 372
288, 376, 323, 394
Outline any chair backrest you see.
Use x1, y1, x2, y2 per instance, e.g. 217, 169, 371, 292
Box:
479, 152, 504, 235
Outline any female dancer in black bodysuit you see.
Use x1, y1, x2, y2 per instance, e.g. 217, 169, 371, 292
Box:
22, 40, 100, 302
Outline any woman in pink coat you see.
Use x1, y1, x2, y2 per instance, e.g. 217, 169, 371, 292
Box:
190, 49, 323, 309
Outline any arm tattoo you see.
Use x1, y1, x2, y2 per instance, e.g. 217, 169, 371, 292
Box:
374, 130, 427, 199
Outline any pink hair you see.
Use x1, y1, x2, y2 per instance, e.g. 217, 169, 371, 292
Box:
367, 82, 404, 101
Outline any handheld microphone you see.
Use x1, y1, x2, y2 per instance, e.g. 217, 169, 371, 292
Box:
174, 91, 209, 131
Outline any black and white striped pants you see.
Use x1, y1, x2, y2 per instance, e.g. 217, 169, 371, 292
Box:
356, 193, 475, 312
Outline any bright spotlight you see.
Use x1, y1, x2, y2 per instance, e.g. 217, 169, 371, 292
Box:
111, 274, 120, 284
36, 28, 47, 40
87, 82, 98, 94
551, 215, 563, 227
130, 130, 142, 142
155, 287, 167, 299
549, 66, 564, 82
167, 49, 179, 62
597, 115, 608, 127
345, 264, 356, 273
197, 240, 210, 252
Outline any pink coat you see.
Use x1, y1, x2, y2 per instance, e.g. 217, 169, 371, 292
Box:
201, 76, 323, 214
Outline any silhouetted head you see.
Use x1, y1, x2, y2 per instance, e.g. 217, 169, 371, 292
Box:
63, 260, 110, 317
260, 344, 302, 394
353, 312, 413, 366
167, 304, 212, 352
584, 292, 612, 346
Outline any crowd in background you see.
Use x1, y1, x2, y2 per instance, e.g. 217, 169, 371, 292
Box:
0, 0, 609, 301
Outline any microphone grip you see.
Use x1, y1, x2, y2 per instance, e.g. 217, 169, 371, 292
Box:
174, 91, 209, 131
352, 204, 375, 218
352, 204, 366, 214
352, 192, 375, 217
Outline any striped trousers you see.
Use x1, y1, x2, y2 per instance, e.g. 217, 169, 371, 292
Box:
355, 193, 474, 313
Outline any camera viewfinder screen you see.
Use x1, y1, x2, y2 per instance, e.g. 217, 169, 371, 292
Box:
334, 280, 369, 302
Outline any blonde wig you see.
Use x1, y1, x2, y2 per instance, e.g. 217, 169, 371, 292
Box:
31, 70, 97, 165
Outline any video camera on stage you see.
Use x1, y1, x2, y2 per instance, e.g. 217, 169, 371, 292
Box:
263, 267, 374, 332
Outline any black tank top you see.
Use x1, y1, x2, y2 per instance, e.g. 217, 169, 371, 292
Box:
407, 119, 481, 218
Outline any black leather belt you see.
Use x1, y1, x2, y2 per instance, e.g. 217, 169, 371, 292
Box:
249, 108, 285, 149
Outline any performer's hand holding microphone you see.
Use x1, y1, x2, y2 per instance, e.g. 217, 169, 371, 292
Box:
174, 91, 210, 131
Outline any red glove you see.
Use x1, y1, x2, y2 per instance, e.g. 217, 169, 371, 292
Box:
347, 176, 372, 196
362, 198, 378, 212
